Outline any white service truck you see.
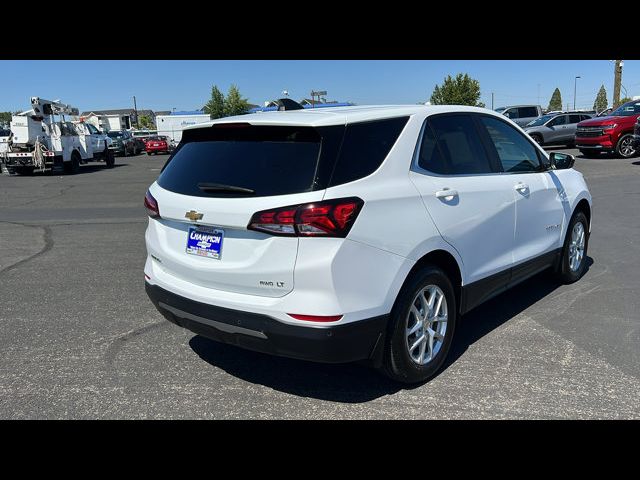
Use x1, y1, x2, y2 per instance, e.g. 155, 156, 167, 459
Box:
1, 97, 115, 175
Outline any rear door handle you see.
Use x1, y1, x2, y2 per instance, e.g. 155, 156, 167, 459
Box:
435, 189, 458, 199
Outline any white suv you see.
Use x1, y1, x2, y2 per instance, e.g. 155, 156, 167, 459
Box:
144, 105, 592, 383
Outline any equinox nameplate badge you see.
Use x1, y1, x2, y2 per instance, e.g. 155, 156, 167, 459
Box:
185, 210, 203, 221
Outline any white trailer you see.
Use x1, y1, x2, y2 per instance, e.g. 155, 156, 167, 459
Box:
156, 112, 210, 144
1, 97, 115, 175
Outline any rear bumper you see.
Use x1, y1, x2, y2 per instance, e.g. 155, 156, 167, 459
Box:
146, 147, 169, 153
145, 282, 388, 364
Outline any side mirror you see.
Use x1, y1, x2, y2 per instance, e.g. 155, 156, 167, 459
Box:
549, 152, 575, 170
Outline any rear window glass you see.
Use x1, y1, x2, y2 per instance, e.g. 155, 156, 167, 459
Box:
328, 116, 409, 187
157, 125, 322, 198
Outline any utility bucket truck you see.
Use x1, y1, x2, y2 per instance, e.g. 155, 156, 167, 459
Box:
1, 97, 115, 176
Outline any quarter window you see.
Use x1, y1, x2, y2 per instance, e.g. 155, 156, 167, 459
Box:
518, 107, 539, 118
418, 115, 493, 175
480, 116, 541, 173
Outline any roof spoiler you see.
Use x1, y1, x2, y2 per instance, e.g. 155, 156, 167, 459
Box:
275, 98, 304, 111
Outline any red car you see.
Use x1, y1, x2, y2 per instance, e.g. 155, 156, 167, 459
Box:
575, 99, 640, 158
145, 136, 172, 155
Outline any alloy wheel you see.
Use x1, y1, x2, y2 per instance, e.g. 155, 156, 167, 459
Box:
568, 222, 585, 272
405, 285, 448, 365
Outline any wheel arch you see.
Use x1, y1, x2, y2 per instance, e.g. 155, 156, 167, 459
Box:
574, 197, 591, 231
400, 249, 463, 314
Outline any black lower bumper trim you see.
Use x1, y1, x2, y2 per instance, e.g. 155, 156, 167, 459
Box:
145, 283, 388, 364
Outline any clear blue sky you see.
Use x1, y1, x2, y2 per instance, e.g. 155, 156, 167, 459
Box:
1, 60, 638, 113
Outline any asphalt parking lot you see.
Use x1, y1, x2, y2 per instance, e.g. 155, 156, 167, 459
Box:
1, 148, 639, 419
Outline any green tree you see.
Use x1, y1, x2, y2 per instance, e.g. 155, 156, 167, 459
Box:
223, 84, 250, 117
430, 73, 484, 107
0, 111, 12, 126
203, 85, 225, 119
593, 85, 608, 113
548, 88, 563, 111
618, 96, 632, 105
138, 115, 154, 129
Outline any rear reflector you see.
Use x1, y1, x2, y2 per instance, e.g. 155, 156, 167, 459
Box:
248, 197, 364, 238
144, 190, 160, 218
288, 314, 343, 322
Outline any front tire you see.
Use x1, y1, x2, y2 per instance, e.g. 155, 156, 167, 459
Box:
615, 133, 637, 158
555, 211, 589, 283
381, 266, 457, 384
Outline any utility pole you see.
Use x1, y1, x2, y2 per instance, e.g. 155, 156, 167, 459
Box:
133, 95, 139, 128
574, 76, 581, 110
491, 92, 494, 110
613, 60, 623, 108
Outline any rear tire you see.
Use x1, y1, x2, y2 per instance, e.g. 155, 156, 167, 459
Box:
105, 149, 115, 168
555, 211, 589, 284
380, 266, 457, 384
15, 166, 34, 176
615, 133, 637, 158
64, 152, 81, 175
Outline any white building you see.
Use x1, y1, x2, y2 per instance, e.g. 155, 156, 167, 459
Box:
156, 111, 211, 143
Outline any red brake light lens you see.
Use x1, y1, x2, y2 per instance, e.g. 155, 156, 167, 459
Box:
248, 197, 363, 237
288, 314, 343, 322
144, 190, 160, 218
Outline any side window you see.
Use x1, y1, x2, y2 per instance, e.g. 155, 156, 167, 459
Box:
569, 115, 582, 124
480, 116, 541, 173
503, 108, 518, 119
329, 116, 409, 186
548, 115, 567, 127
518, 107, 539, 118
419, 114, 493, 175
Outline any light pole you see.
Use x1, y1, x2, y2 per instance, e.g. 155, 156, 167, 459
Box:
573, 76, 581, 110
133, 95, 139, 128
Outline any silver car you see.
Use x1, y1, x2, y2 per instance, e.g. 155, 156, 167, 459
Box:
524, 113, 594, 146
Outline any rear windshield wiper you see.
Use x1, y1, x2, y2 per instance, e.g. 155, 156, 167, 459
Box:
197, 182, 255, 195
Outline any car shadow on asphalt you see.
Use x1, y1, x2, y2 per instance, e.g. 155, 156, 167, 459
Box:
22, 163, 129, 176
189, 257, 594, 403
438, 256, 594, 380
77, 164, 128, 174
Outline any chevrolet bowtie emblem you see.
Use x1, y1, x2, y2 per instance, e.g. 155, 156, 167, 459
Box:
185, 210, 203, 221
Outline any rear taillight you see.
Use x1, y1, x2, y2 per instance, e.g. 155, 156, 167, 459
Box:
248, 197, 363, 237
144, 190, 160, 218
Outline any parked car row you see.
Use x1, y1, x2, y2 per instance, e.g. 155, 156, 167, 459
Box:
497, 100, 640, 158
106, 130, 174, 157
